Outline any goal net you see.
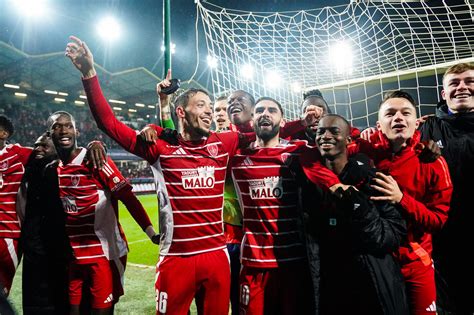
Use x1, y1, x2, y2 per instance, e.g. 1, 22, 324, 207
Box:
197, 0, 474, 128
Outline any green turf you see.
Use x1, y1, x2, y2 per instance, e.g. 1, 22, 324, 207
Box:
119, 194, 159, 266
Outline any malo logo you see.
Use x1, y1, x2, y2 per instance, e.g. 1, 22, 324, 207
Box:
61, 196, 78, 214
249, 176, 283, 199
182, 166, 215, 189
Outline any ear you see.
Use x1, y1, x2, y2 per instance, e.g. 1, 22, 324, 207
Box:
176, 105, 185, 118
415, 118, 420, 129
75, 129, 80, 138
441, 89, 447, 100
280, 118, 285, 128
376, 121, 382, 131
345, 136, 352, 145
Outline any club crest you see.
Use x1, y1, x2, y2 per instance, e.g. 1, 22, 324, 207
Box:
0, 161, 8, 170
207, 143, 219, 157
71, 175, 80, 187
281, 153, 292, 165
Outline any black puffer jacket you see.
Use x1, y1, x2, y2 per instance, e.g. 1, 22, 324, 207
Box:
420, 102, 474, 313
300, 154, 409, 315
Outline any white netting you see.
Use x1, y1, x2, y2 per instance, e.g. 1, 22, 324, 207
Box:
197, 0, 474, 128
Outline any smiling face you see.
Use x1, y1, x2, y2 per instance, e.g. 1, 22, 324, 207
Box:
49, 113, 78, 152
227, 90, 254, 126
213, 99, 230, 131
442, 69, 474, 113
316, 115, 351, 161
377, 97, 419, 144
33, 135, 56, 161
253, 99, 282, 142
178, 91, 213, 139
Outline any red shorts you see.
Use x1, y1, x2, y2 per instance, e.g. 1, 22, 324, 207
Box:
0, 238, 20, 296
155, 249, 230, 315
402, 260, 437, 314
68, 256, 126, 309
239, 261, 312, 315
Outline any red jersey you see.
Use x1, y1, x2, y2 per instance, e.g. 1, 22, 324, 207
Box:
231, 139, 339, 268
83, 76, 244, 256
0, 144, 32, 238
58, 148, 145, 264
351, 131, 452, 264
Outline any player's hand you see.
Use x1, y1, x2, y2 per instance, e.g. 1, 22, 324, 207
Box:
156, 69, 172, 109
139, 125, 159, 143
360, 127, 377, 142
65, 36, 96, 79
370, 172, 403, 204
86, 141, 106, 170
417, 114, 434, 125
415, 140, 441, 163
302, 105, 324, 127
151, 234, 160, 245
329, 183, 353, 198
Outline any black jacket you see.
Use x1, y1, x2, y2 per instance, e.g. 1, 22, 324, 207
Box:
420, 102, 474, 312
20, 157, 71, 315
300, 154, 409, 315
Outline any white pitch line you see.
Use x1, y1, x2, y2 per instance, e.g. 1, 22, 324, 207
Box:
128, 262, 155, 269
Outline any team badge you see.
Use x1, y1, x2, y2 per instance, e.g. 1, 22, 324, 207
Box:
0, 161, 8, 170
0, 174, 3, 189
71, 175, 80, 187
280, 153, 292, 165
113, 176, 120, 184
207, 143, 219, 157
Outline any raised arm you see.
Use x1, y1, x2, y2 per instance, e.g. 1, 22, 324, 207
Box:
65, 36, 159, 162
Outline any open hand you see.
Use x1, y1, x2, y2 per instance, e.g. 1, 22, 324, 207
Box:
65, 36, 96, 78
370, 172, 403, 204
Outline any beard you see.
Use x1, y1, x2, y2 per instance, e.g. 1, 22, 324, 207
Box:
184, 111, 210, 138
255, 123, 280, 142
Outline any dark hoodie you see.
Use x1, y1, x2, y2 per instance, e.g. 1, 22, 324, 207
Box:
419, 101, 474, 313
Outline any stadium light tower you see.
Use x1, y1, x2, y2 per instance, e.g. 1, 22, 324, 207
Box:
329, 41, 353, 75
11, 0, 49, 18
240, 64, 254, 79
264, 70, 282, 89
207, 55, 218, 69
96, 16, 121, 41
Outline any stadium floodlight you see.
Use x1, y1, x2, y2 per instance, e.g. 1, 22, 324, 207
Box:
58, 92, 68, 96
74, 100, 85, 105
54, 98, 66, 102
44, 89, 58, 95
96, 16, 121, 42
147, 105, 155, 109
264, 70, 282, 89
329, 41, 353, 75
15, 92, 27, 97
109, 99, 126, 104
4, 84, 20, 89
135, 103, 145, 107
79, 95, 87, 99
161, 42, 176, 54
291, 82, 302, 93
240, 64, 254, 79
207, 55, 218, 69
112, 107, 122, 111
11, 0, 49, 18
128, 109, 137, 113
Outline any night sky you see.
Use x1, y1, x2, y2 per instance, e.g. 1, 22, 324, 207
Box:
0, 0, 349, 86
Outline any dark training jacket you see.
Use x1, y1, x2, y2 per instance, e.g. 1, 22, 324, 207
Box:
300, 154, 409, 315
420, 102, 474, 313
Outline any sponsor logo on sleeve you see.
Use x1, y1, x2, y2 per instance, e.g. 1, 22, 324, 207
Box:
181, 166, 215, 189
249, 176, 283, 199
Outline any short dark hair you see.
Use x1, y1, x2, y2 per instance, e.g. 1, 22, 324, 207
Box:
301, 89, 331, 114
320, 113, 351, 132
0, 115, 14, 137
174, 88, 210, 109
47, 111, 76, 129
379, 90, 416, 108
230, 90, 256, 107
215, 95, 228, 102
255, 97, 284, 116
